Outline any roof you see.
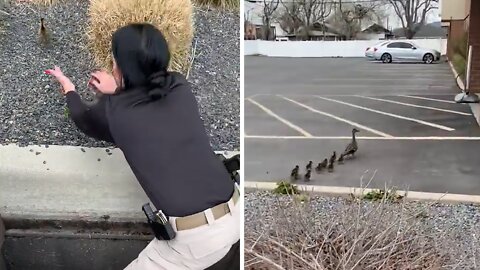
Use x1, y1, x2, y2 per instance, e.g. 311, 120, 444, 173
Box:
362, 23, 392, 34
311, 22, 343, 35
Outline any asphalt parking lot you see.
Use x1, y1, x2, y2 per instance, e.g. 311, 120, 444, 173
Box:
245, 57, 480, 195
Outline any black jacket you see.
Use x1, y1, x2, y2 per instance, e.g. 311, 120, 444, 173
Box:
66, 72, 233, 217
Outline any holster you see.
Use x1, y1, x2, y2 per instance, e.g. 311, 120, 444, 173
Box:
217, 153, 240, 184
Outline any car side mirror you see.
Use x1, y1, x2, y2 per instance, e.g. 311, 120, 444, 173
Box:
412, 47, 417, 50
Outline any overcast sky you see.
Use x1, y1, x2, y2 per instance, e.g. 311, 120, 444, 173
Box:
244, 0, 441, 29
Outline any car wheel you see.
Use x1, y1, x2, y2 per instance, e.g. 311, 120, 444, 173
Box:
381, 53, 392, 63
423, 53, 434, 64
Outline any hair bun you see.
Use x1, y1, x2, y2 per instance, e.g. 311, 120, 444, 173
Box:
147, 70, 171, 99
148, 70, 167, 87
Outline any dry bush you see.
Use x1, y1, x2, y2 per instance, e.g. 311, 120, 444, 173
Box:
245, 193, 478, 270
194, 0, 238, 10
87, 0, 193, 73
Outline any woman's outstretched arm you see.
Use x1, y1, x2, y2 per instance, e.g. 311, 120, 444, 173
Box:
66, 92, 114, 143
45, 66, 114, 143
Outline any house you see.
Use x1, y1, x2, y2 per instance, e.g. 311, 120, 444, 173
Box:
392, 22, 447, 39
442, 0, 480, 92
441, 0, 470, 59
357, 23, 394, 40
244, 20, 276, 40
254, 25, 276, 40
244, 0, 287, 40
285, 22, 345, 41
244, 21, 257, 40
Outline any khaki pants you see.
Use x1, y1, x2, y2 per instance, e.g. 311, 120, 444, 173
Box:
125, 198, 240, 270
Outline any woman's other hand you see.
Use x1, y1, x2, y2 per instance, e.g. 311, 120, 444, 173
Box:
90, 71, 117, 94
45, 66, 75, 95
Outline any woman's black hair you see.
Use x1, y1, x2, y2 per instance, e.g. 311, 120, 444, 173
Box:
112, 23, 172, 99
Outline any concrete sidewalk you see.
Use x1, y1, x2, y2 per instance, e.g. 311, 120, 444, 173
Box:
245, 182, 480, 204
0, 145, 238, 269
0, 144, 238, 222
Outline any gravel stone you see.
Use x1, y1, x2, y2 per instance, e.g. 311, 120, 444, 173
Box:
0, 1, 239, 151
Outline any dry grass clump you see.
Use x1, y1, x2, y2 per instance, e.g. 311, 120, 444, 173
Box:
194, 0, 238, 10
245, 194, 477, 269
87, 0, 193, 73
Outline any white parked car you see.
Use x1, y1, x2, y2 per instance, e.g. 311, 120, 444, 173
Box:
365, 41, 388, 59
369, 41, 441, 64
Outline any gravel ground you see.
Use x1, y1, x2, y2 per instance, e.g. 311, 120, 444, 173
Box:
0, 0, 239, 150
245, 190, 480, 268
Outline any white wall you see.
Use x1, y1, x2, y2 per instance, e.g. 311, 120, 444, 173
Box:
244, 39, 448, 58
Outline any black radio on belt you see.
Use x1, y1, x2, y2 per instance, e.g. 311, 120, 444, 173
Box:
217, 153, 240, 184
142, 203, 176, 240
223, 154, 240, 173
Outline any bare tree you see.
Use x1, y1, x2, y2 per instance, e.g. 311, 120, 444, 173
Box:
262, 0, 280, 40
332, 0, 380, 40
277, 0, 302, 35
280, 0, 333, 40
386, 0, 439, 39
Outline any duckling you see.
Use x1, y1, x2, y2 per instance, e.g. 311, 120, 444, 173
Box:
338, 154, 344, 164
40, 18, 46, 32
304, 169, 311, 182
39, 18, 51, 46
290, 165, 300, 181
327, 160, 334, 173
342, 128, 360, 158
329, 151, 336, 164
306, 161, 313, 171
320, 158, 328, 168
315, 162, 323, 173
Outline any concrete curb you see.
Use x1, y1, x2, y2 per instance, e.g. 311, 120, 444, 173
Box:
0, 144, 238, 222
447, 60, 480, 127
245, 181, 480, 204
448, 60, 466, 90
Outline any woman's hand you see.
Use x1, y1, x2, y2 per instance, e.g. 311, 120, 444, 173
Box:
45, 66, 75, 95
89, 70, 117, 94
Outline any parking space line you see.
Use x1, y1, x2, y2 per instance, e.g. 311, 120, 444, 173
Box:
246, 93, 456, 98
246, 94, 260, 99
356, 96, 471, 116
246, 135, 480, 140
398, 95, 456, 104
302, 85, 453, 89
279, 96, 393, 138
313, 78, 453, 82
316, 96, 456, 132
246, 98, 313, 137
